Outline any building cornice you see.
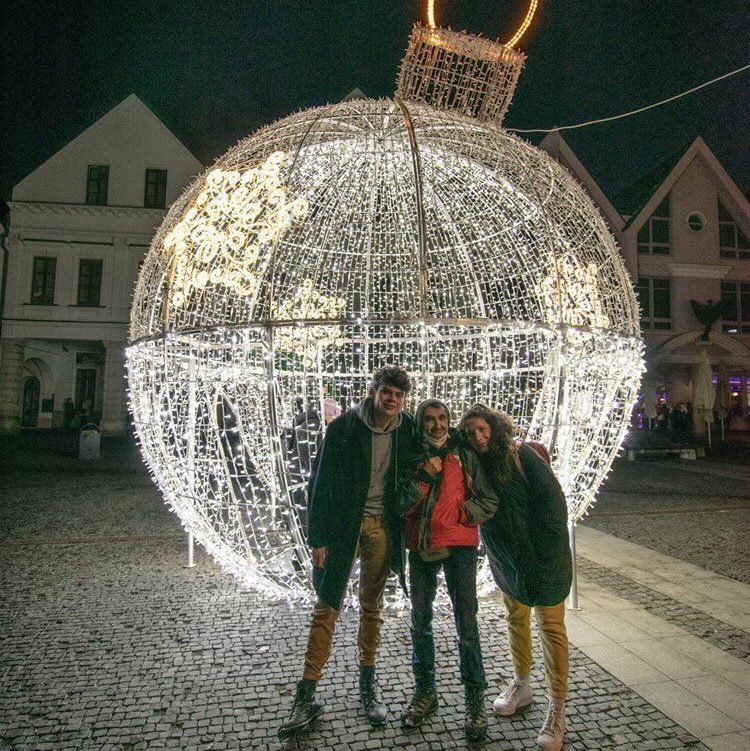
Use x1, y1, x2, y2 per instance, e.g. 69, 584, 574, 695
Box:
667, 262, 730, 279
8, 201, 166, 220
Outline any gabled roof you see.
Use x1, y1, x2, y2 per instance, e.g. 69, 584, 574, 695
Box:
538, 131, 624, 232
618, 137, 750, 234
612, 147, 686, 221
342, 87, 368, 101
13, 94, 202, 202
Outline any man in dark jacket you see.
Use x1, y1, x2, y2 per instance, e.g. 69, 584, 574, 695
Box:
400, 398, 498, 744
278, 366, 414, 738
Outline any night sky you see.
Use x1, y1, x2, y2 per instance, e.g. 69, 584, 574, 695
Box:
2, 1, 748, 208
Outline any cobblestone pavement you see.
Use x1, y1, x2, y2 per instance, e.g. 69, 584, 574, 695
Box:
582, 445, 750, 585
2, 432, 745, 750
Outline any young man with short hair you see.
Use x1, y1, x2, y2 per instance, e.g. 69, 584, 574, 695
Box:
279, 366, 414, 738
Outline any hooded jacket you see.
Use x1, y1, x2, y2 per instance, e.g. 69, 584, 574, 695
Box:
307, 398, 415, 610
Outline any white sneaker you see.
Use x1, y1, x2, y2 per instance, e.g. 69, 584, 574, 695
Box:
492, 678, 533, 716
536, 698, 565, 751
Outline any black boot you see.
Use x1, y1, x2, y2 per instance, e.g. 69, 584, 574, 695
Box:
400, 686, 439, 730
278, 679, 323, 738
359, 664, 387, 726
465, 685, 488, 744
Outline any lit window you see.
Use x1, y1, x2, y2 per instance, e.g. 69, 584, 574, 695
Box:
144, 169, 168, 209
77, 260, 103, 306
636, 277, 671, 329
86, 165, 109, 205
637, 195, 670, 255
30, 257, 56, 305
721, 281, 750, 334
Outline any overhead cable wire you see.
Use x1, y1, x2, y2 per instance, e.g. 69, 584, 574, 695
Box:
507, 62, 750, 134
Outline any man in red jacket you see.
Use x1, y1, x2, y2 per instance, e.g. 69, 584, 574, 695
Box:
400, 398, 493, 744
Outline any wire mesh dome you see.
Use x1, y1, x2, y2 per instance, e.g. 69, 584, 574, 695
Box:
128, 97, 643, 605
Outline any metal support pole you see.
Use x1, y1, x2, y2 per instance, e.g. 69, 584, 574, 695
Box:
186, 528, 196, 568
566, 519, 580, 610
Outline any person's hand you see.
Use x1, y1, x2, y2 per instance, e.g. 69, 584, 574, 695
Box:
312, 547, 327, 568
423, 456, 443, 476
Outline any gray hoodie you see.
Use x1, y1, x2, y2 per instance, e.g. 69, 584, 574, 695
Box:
356, 397, 403, 515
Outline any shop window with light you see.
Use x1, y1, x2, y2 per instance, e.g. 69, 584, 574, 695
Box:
86, 165, 109, 205
636, 277, 671, 329
30, 257, 56, 305
637, 195, 670, 255
719, 201, 750, 259
144, 169, 168, 209
77, 259, 103, 306
721, 281, 750, 334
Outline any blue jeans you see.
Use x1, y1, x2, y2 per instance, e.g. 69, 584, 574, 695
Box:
408, 547, 487, 690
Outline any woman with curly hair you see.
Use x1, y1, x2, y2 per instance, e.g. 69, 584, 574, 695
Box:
459, 405, 572, 751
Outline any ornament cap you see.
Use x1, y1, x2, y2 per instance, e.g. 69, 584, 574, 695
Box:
396, 25, 525, 125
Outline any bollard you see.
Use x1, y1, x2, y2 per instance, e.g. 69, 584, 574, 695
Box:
79, 423, 101, 461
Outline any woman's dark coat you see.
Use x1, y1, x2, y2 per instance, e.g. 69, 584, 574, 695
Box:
464, 444, 572, 607
306, 408, 415, 610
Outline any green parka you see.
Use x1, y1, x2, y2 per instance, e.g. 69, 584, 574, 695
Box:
463, 444, 572, 607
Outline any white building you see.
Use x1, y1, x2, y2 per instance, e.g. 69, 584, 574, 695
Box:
0, 94, 202, 434
542, 132, 750, 429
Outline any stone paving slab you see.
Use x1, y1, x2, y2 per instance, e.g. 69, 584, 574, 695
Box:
1, 535, 711, 751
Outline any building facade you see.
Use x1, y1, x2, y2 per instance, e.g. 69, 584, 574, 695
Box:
2, 104, 748, 435
0, 95, 202, 434
542, 133, 750, 430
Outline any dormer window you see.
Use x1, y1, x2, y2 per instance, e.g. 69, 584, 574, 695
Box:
86, 165, 109, 205
144, 169, 168, 209
637, 195, 670, 255
719, 201, 750, 259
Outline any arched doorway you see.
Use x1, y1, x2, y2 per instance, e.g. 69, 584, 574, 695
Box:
22, 377, 40, 428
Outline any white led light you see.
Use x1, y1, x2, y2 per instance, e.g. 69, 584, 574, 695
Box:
128, 97, 643, 606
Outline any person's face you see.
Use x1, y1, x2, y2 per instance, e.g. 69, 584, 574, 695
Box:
463, 416, 492, 453
422, 406, 449, 441
371, 384, 405, 418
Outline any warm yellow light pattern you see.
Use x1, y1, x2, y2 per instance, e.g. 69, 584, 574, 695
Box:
538, 257, 611, 330
506, 0, 539, 48
163, 151, 309, 310
272, 279, 347, 365
425, 0, 539, 48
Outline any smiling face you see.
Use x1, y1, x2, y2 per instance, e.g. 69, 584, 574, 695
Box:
370, 383, 406, 420
422, 405, 450, 442
463, 416, 492, 453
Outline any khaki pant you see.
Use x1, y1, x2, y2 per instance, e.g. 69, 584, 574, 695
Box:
502, 592, 569, 699
303, 515, 390, 681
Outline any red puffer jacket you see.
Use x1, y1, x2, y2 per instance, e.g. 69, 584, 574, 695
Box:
404, 448, 478, 550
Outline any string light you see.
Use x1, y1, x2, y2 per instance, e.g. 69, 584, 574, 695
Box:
426, 0, 539, 49
127, 29, 643, 607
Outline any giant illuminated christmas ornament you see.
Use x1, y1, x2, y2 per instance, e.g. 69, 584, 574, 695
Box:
127, 5, 643, 606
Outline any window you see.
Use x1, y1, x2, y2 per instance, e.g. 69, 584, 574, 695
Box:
86, 165, 109, 205
719, 201, 750, 259
144, 169, 168, 209
687, 212, 705, 232
77, 259, 103, 306
636, 277, 671, 329
721, 281, 750, 334
30, 257, 56, 304
637, 195, 670, 255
